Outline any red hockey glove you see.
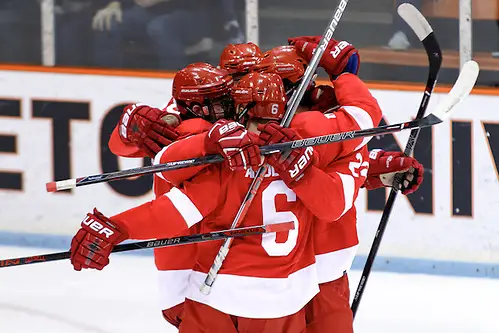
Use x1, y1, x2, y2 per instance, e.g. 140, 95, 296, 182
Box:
205, 119, 263, 171
364, 150, 424, 195
119, 103, 180, 158
308, 84, 339, 112
70, 208, 129, 271
288, 35, 360, 79
257, 122, 315, 187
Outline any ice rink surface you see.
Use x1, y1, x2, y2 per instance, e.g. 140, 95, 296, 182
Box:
1, 245, 498, 333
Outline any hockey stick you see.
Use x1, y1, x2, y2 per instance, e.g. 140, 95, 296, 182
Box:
47, 98, 463, 193
351, 4, 477, 318
0, 221, 294, 269
199, 0, 350, 295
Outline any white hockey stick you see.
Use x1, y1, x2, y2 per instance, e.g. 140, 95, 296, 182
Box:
431, 60, 479, 120
351, 58, 480, 317
200, 0, 350, 295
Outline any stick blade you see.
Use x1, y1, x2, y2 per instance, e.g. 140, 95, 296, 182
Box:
398, 3, 433, 41
432, 60, 480, 121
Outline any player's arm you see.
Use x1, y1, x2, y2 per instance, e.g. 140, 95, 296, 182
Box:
152, 117, 213, 186
68, 168, 221, 271
291, 74, 383, 167
325, 73, 383, 159
364, 149, 424, 195
290, 157, 367, 222
257, 122, 357, 221
154, 132, 210, 187
114, 168, 220, 239
155, 119, 263, 186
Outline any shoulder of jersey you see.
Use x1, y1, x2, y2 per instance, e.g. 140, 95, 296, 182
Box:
291, 111, 333, 137
177, 118, 212, 137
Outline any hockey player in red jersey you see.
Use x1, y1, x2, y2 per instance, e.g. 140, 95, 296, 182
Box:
94, 39, 419, 330
218, 42, 263, 80
71, 72, 349, 332
107, 63, 233, 327
147, 58, 386, 332
285, 35, 419, 333
103, 45, 262, 329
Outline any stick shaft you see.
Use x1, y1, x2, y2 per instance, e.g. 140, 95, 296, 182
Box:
47, 113, 442, 192
0, 222, 293, 269
200, 0, 351, 294
351, 4, 442, 317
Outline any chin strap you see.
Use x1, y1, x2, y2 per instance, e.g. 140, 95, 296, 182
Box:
235, 102, 256, 125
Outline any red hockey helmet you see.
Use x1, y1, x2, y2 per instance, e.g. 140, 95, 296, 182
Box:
172, 62, 234, 121
255, 45, 307, 86
232, 72, 286, 124
219, 42, 263, 78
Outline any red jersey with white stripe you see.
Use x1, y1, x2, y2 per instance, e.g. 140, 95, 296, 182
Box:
300, 73, 382, 283
112, 109, 372, 318
155, 73, 382, 288
112, 73, 381, 316
109, 109, 212, 310
151, 117, 212, 310
114, 161, 323, 318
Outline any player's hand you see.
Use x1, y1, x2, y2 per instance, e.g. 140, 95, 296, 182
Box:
308, 84, 339, 112
205, 119, 263, 171
257, 122, 315, 187
363, 150, 424, 195
70, 209, 129, 271
288, 35, 360, 79
119, 103, 180, 158
92, 1, 122, 31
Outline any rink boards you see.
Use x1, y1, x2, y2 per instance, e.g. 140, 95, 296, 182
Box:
0, 69, 498, 277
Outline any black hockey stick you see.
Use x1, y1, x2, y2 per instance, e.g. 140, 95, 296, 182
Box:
0, 221, 294, 269
351, 3, 470, 318
46, 99, 461, 193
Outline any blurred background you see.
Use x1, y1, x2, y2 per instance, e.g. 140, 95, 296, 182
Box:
1, 0, 498, 86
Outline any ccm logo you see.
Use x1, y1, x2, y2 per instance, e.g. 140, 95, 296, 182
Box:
318, 0, 348, 53
82, 216, 115, 239
289, 147, 314, 179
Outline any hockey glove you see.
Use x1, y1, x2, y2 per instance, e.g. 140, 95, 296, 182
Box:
308, 84, 339, 112
363, 149, 424, 195
205, 119, 263, 171
119, 103, 180, 158
70, 208, 129, 271
288, 35, 360, 79
257, 122, 315, 187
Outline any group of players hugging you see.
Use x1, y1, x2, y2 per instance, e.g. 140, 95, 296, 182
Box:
69, 36, 424, 332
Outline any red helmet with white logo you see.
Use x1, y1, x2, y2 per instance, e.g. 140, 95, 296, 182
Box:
219, 42, 263, 79
172, 62, 234, 121
255, 45, 307, 86
232, 72, 286, 123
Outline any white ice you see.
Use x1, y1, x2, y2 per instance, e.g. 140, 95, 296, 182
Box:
1, 245, 498, 333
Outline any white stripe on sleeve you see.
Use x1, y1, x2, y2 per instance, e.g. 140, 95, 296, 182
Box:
343, 105, 374, 150
336, 172, 355, 219
152, 135, 196, 182
165, 187, 204, 227
153, 145, 169, 181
